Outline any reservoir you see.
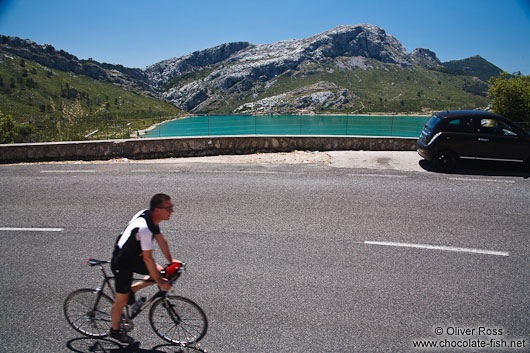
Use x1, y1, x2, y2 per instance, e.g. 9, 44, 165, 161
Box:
143, 115, 428, 138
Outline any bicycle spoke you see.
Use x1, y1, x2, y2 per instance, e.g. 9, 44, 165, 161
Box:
64, 289, 113, 337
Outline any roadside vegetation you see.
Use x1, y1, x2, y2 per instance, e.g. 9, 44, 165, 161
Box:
488, 73, 530, 129
0, 53, 182, 143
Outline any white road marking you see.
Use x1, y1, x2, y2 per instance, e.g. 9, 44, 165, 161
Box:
128, 169, 285, 175
0, 227, 64, 232
235, 171, 296, 174
40, 170, 96, 173
364, 241, 510, 257
194, 170, 302, 175
349, 173, 408, 178
448, 177, 515, 184
131, 170, 181, 173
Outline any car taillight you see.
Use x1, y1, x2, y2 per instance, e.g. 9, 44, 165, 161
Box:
420, 130, 430, 143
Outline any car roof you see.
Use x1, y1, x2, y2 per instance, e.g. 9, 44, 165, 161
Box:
435, 110, 503, 120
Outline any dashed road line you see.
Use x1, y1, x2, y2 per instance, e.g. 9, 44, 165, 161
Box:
364, 240, 510, 257
131, 169, 181, 173
349, 173, 408, 178
0, 227, 64, 232
192, 170, 303, 175
40, 170, 97, 173
234, 170, 301, 174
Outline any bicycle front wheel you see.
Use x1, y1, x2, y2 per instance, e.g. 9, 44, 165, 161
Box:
149, 295, 208, 344
64, 288, 113, 337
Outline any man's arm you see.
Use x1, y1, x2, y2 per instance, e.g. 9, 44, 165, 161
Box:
154, 233, 178, 264
142, 249, 171, 291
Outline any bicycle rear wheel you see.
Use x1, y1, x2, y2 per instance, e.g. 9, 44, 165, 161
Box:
149, 295, 208, 344
64, 288, 113, 337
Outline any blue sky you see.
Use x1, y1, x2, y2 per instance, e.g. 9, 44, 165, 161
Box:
0, 0, 529, 74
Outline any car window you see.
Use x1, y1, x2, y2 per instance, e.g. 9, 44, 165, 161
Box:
444, 118, 475, 133
480, 118, 518, 136
426, 115, 440, 129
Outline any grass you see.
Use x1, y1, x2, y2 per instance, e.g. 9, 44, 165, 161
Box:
0, 52, 182, 142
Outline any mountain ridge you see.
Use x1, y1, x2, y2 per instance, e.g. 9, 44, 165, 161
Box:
143, 24, 498, 113
1, 24, 508, 116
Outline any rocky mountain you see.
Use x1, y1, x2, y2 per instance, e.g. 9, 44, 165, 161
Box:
144, 24, 496, 113
145, 24, 417, 112
409, 48, 441, 68
1, 24, 508, 115
146, 24, 412, 87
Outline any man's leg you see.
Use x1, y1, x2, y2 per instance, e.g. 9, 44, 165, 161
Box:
130, 264, 164, 294
111, 292, 128, 330
109, 267, 135, 344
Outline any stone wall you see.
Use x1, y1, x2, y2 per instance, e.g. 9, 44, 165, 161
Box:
0, 135, 417, 163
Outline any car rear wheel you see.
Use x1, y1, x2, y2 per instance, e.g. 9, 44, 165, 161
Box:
433, 150, 458, 172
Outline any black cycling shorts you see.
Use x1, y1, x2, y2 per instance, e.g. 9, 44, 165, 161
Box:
111, 260, 149, 294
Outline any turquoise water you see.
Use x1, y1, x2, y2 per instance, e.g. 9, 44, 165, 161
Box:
143, 115, 428, 138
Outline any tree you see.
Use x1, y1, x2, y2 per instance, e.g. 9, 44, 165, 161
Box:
488, 73, 530, 127
0, 112, 16, 144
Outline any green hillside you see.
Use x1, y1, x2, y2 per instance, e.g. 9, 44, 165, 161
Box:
439, 55, 503, 82
0, 53, 182, 142
200, 58, 490, 114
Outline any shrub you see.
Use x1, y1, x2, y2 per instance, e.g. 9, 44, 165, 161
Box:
488, 73, 530, 127
0, 111, 16, 143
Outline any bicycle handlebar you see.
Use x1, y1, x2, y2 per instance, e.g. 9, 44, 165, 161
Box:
162, 262, 186, 284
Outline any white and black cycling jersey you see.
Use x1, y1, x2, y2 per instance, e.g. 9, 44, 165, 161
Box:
111, 209, 160, 268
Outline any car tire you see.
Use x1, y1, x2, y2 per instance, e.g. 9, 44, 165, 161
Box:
433, 150, 458, 172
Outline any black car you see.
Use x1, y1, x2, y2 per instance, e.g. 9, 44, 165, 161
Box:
417, 110, 530, 171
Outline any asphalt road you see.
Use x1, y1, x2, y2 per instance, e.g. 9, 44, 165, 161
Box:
1, 153, 529, 353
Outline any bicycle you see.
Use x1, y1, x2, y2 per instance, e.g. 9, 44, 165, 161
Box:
63, 259, 208, 345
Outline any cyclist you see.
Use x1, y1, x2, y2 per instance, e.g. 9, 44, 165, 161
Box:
110, 193, 180, 343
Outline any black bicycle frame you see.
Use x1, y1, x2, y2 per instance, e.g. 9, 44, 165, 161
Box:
91, 261, 183, 320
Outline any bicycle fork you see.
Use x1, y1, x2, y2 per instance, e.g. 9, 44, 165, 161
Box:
162, 298, 181, 325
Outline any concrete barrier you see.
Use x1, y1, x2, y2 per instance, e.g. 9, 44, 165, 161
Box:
0, 135, 418, 163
